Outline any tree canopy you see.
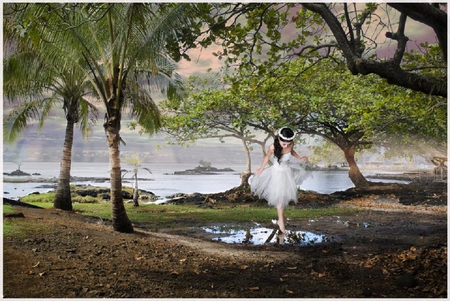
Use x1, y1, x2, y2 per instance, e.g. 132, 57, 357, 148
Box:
163, 55, 446, 186
170, 3, 447, 97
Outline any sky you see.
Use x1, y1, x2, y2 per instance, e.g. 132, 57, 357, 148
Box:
2, 3, 441, 167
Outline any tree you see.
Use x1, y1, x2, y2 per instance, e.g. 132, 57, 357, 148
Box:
171, 3, 446, 97
225, 57, 446, 186
122, 154, 152, 207
7, 3, 195, 232
3, 9, 99, 211
161, 73, 265, 187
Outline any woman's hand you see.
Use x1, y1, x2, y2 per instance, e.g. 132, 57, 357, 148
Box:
301, 156, 308, 162
254, 167, 264, 175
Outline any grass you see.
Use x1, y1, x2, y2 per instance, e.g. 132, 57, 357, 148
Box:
3, 204, 53, 237
4, 198, 357, 234
4, 187, 358, 235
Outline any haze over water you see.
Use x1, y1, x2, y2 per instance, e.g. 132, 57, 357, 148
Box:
3, 161, 408, 202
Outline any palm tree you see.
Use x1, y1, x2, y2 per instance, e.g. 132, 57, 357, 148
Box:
6, 3, 195, 232
3, 12, 99, 211
122, 154, 152, 207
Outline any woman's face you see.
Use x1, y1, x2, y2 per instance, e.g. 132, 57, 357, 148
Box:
279, 139, 292, 149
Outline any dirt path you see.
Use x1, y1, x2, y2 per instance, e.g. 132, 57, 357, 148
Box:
3, 183, 447, 298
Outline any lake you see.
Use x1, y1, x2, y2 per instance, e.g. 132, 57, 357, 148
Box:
2, 161, 408, 201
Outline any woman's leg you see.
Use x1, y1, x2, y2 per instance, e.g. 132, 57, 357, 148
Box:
277, 206, 285, 233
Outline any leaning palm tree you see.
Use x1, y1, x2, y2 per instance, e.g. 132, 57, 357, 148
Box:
7, 3, 195, 232
3, 13, 99, 211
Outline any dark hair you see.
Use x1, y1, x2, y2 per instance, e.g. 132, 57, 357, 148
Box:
274, 127, 295, 163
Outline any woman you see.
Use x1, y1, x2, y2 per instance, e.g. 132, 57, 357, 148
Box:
251, 127, 310, 243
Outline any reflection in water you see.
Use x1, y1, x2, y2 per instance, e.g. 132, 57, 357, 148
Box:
203, 225, 331, 246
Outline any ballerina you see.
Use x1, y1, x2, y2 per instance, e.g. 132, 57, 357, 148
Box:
251, 127, 311, 243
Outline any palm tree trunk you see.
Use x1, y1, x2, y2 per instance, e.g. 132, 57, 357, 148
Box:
106, 119, 134, 233
343, 146, 369, 187
133, 171, 139, 207
54, 119, 74, 211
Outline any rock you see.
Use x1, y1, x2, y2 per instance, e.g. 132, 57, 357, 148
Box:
173, 165, 235, 175
8, 169, 31, 176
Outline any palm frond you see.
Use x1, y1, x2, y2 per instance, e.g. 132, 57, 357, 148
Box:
78, 97, 100, 140
3, 98, 56, 143
124, 83, 161, 135
142, 167, 153, 175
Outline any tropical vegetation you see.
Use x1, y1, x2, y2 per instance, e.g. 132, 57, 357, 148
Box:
3, 3, 446, 232
4, 3, 197, 232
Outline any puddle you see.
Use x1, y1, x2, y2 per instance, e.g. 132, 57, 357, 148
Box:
202, 225, 331, 246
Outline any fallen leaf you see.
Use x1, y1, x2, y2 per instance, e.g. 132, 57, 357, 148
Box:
287, 266, 297, 270
32, 261, 40, 268
239, 265, 249, 270
286, 289, 294, 294
248, 287, 260, 291
170, 271, 179, 276
39, 271, 47, 277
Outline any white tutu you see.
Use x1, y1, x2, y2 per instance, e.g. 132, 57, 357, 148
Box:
251, 153, 312, 209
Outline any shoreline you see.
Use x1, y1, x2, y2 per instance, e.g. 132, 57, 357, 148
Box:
3, 170, 439, 184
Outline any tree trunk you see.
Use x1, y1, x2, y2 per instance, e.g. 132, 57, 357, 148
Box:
343, 146, 369, 187
105, 119, 134, 233
133, 171, 139, 207
54, 119, 74, 211
240, 138, 252, 188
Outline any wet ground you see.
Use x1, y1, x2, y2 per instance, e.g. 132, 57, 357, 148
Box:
3, 181, 447, 298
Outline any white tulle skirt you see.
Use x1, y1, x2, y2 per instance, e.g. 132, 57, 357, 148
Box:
251, 161, 311, 209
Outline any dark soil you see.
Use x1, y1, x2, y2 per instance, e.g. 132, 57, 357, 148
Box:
3, 181, 447, 298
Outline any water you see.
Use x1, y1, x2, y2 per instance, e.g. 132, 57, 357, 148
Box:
2, 161, 408, 201
203, 224, 331, 246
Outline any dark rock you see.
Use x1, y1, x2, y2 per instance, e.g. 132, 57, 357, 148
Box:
8, 169, 31, 176
173, 165, 235, 175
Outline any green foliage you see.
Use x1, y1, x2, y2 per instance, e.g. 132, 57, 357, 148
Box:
233, 57, 446, 158
3, 205, 15, 214
178, 3, 446, 97
3, 7, 99, 143
161, 71, 264, 146
21, 192, 56, 203
19, 186, 152, 204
